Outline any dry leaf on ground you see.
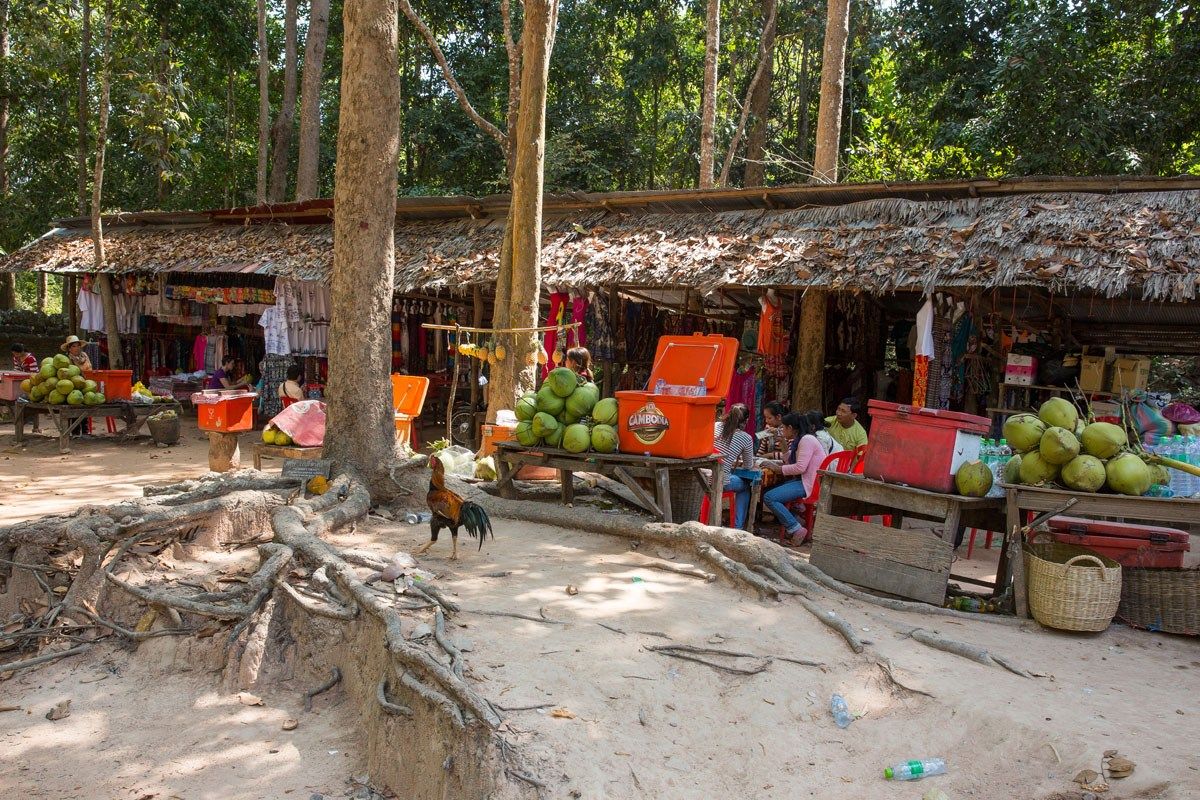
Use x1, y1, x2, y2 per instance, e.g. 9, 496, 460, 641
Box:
45, 699, 71, 721
550, 708, 576, 719
237, 692, 264, 706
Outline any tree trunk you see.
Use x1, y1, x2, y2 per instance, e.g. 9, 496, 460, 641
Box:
812, 0, 849, 183
224, 65, 235, 206
295, 0, 330, 201
698, 0, 719, 188
0, 0, 10, 309
77, 0, 91, 215
742, 0, 777, 187
487, 1, 558, 423
792, 291, 825, 412
797, 32, 812, 168
268, 0, 300, 202
92, 0, 120, 369
255, 0, 269, 205
37, 275, 47, 312
323, 0, 400, 492
717, 0, 777, 187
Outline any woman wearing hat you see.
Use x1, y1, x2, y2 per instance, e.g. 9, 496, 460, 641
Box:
61, 335, 93, 371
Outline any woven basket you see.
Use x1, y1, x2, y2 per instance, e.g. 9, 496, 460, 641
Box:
1025, 536, 1121, 632
1118, 568, 1200, 636
669, 468, 705, 523
147, 416, 181, 446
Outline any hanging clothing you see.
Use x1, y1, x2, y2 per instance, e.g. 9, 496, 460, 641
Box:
192, 335, 207, 372
585, 295, 614, 361
725, 368, 758, 435
757, 294, 788, 378
912, 297, 935, 408
260, 306, 290, 356
542, 291, 570, 377
78, 285, 105, 332
568, 294, 588, 349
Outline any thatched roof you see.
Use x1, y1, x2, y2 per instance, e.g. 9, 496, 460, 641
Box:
5, 177, 1200, 301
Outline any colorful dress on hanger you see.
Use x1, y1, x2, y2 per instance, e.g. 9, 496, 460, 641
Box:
757, 295, 788, 378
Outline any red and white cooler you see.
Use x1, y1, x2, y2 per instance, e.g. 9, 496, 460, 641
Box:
861, 400, 990, 494
1047, 516, 1190, 569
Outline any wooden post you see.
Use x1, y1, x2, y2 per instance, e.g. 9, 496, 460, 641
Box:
792, 290, 826, 410
446, 324, 461, 440
603, 284, 618, 396
469, 286, 483, 447
208, 431, 241, 472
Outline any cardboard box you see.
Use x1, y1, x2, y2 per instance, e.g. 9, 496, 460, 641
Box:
1079, 355, 1107, 393
1004, 353, 1038, 386
1109, 357, 1150, 394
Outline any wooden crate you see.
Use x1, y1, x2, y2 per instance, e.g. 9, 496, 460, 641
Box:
811, 513, 952, 605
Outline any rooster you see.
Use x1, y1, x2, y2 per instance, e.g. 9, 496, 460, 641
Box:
414, 455, 494, 560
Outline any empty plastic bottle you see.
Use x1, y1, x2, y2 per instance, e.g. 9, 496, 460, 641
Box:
1185, 435, 1199, 498
404, 511, 433, 525
654, 378, 667, 395
829, 694, 853, 728
884, 758, 947, 781
1172, 436, 1187, 497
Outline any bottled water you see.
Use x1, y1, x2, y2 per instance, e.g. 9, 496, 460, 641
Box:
1172, 435, 1187, 497
884, 758, 947, 781
1184, 435, 1199, 498
654, 378, 667, 395
987, 439, 1011, 497
829, 694, 853, 728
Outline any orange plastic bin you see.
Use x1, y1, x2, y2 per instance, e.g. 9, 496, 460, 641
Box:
192, 389, 258, 432
0, 371, 29, 401
391, 374, 430, 448
83, 369, 133, 400
615, 334, 739, 458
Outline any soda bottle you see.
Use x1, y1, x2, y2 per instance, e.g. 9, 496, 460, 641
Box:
884, 758, 947, 781
829, 694, 853, 728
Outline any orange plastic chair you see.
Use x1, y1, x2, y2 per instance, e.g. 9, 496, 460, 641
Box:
849, 443, 893, 528
781, 449, 856, 542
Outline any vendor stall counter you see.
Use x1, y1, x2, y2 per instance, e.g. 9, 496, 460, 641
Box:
12, 399, 183, 454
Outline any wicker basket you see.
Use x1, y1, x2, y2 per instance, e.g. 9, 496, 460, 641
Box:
1024, 536, 1122, 632
147, 416, 181, 446
1118, 568, 1200, 636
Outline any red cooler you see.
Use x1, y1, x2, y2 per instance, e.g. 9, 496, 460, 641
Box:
1047, 516, 1190, 569
862, 400, 990, 494
192, 389, 257, 432
616, 334, 738, 458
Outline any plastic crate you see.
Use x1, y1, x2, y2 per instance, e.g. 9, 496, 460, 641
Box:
83, 369, 133, 401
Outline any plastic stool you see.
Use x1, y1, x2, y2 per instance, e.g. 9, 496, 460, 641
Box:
699, 491, 737, 526
965, 528, 996, 560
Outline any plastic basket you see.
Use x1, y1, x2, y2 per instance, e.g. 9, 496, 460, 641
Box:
1024, 535, 1122, 632
1118, 568, 1200, 636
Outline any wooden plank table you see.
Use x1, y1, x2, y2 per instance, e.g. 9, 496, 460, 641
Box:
494, 441, 722, 524
1001, 483, 1200, 618
12, 400, 182, 454
254, 443, 326, 470
816, 471, 1008, 595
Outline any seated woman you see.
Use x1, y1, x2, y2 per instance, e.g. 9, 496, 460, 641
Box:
207, 355, 252, 390
565, 346, 594, 382
278, 365, 305, 406
761, 412, 825, 543
713, 403, 756, 528
757, 401, 787, 458
806, 409, 842, 455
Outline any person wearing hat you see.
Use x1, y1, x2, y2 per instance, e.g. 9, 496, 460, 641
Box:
61, 335, 93, 371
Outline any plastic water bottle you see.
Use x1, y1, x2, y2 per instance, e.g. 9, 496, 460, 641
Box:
654, 378, 666, 395
989, 439, 1011, 497
830, 694, 853, 728
1187, 435, 1200, 497
404, 511, 433, 525
884, 758, 947, 781
1172, 435, 1187, 497
697, 377, 707, 397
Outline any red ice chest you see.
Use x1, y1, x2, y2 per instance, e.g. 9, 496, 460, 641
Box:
1047, 516, 1190, 569
192, 389, 257, 433
861, 400, 990, 494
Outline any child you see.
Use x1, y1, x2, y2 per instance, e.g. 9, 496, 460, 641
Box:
565, 346, 593, 382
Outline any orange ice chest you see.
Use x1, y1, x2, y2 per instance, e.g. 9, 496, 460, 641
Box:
83, 369, 133, 400
192, 389, 257, 432
616, 333, 739, 458
391, 374, 430, 447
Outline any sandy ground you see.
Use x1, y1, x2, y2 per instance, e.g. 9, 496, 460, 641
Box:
2, 426, 1199, 800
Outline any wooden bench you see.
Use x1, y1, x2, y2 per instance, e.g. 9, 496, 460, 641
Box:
253, 443, 325, 470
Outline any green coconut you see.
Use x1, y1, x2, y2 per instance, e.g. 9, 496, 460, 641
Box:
535, 385, 566, 417
41, 357, 54, 369
83, 379, 99, 393
93, 393, 105, 405
544, 423, 565, 449
1019, 450, 1060, 485
954, 460, 993, 497
1038, 397, 1079, 431
1060, 455, 1106, 493
591, 424, 618, 454
1080, 422, 1127, 459
39, 363, 57, 380
84, 391, 101, 406
531, 411, 559, 439
1039, 426, 1081, 465
546, 367, 581, 398
515, 393, 538, 421
1003, 413, 1047, 453
1106, 453, 1152, 496
66, 389, 84, 406
1002, 454, 1023, 484
1074, 419, 1086, 438
52, 354, 70, 369
514, 419, 539, 447
1150, 463, 1171, 487
565, 383, 600, 419
47, 390, 65, 405
562, 423, 592, 453
592, 397, 619, 426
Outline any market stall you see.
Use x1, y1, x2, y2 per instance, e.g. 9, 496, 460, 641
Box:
13, 398, 182, 454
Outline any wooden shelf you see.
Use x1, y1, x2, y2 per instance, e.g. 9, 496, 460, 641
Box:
1001, 382, 1114, 396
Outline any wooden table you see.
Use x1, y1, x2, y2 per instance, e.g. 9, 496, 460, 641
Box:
494, 441, 722, 524
1001, 483, 1200, 617
816, 471, 1008, 595
254, 443, 326, 470
12, 400, 182, 454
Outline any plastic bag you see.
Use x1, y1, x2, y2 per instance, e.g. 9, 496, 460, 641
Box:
267, 400, 327, 447
1163, 402, 1200, 425
474, 456, 497, 480
434, 445, 476, 477
1128, 390, 1171, 442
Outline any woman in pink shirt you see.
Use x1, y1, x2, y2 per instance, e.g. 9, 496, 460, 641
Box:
762, 412, 826, 542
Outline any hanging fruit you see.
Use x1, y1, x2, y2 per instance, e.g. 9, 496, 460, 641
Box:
536, 348, 548, 366
494, 343, 507, 362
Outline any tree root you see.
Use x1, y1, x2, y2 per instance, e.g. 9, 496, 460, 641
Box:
376, 678, 413, 716
464, 608, 565, 625
434, 607, 464, 678
304, 666, 343, 711
876, 657, 935, 698
907, 628, 1032, 678
0, 644, 91, 673
275, 579, 357, 620
400, 670, 466, 729
646, 644, 771, 676
613, 558, 716, 582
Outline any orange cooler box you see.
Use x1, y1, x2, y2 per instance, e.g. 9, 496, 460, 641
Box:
83, 369, 133, 400
391, 374, 430, 447
192, 389, 257, 432
616, 334, 738, 458
0, 371, 29, 401
861, 400, 989, 494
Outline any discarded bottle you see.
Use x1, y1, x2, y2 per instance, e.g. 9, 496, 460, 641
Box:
884, 758, 947, 781
829, 694, 853, 728
654, 378, 667, 395
404, 511, 433, 525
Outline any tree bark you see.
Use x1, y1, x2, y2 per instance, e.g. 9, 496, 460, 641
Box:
0, 0, 10, 309
812, 0, 849, 183
792, 290, 825, 412
718, 0, 777, 187
77, 0, 91, 215
268, 0, 300, 202
488, 0, 557, 424
92, 0, 120, 368
323, 0, 400, 492
295, 0, 330, 201
742, 0, 777, 187
698, 0, 719, 188
797, 32, 812, 168
37, 275, 47, 312
255, 0, 269, 205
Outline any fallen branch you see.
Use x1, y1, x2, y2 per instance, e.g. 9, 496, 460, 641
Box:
304, 666, 343, 712
0, 644, 91, 673
596, 622, 627, 635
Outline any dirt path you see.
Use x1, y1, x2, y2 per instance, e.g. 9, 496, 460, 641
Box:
2, 431, 1197, 799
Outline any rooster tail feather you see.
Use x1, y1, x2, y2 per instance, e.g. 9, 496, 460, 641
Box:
459, 502, 494, 550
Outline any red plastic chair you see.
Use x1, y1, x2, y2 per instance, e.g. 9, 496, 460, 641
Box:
780, 450, 856, 542
699, 490, 738, 526
281, 396, 298, 409
849, 444, 893, 528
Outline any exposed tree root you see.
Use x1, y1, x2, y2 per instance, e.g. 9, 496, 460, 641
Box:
465, 608, 565, 625
647, 645, 771, 676
434, 607, 464, 678
876, 657, 935, 698
906, 627, 1032, 678
304, 666, 343, 711
376, 678, 414, 716
0, 644, 91, 673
